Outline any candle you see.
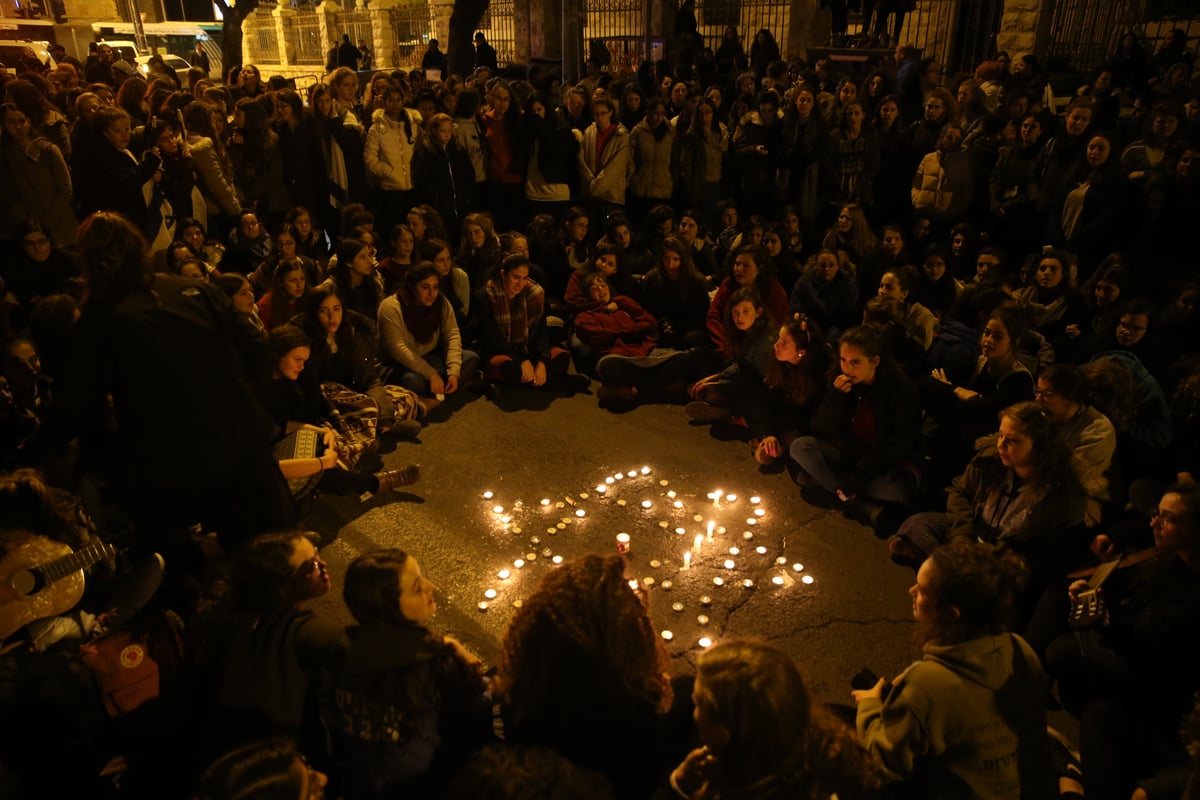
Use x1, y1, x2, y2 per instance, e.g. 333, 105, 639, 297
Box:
776, 556, 788, 565
743, 531, 754, 540
575, 509, 586, 517
792, 563, 804, 572
772, 576, 785, 586
726, 494, 737, 502
671, 602, 684, 612
743, 578, 754, 588
484, 589, 497, 599
641, 466, 651, 475
514, 559, 525, 568
658, 521, 669, 528
540, 498, 550, 506
595, 484, 607, 493
513, 599, 523, 608
675, 527, 686, 535
492, 505, 504, 514
641, 500, 653, 509
692, 534, 704, 553
579, 493, 589, 500
723, 559, 735, 569
531, 536, 540, 544
713, 577, 725, 586
605, 476, 615, 484
551, 555, 563, 564
564, 496, 576, 506
477, 601, 489, 611
713, 489, 723, 507
717, 526, 726, 534
650, 560, 662, 568
556, 522, 566, 530
661, 630, 673, 640
500, 515, 511, 524
525, 552, 537, 560
706, 520, 715, 542
546, 527, 556, 534
616, 533, 631, 554
667, 490, 677, 499
615, 472, 625, 480
673, 500, 684, 508
682, 551, 692, 570
643, 577, 655, 587
754, 508, 766, 517
693, 514, 703, 522
698, 637, 713, 648
659, 479, 669, 486
497, 569, 511, 580
802, 575, 815, 585
728, 547, 740, 555
699, 595, 712, 606
542, 548, 552, 557
756, 546, 767, 554
661, 580, 673, 590
627, 579, 638, 591
618, 500, 627, 507
746, 518, 757, 526
750, 496, 761, 504
697, 615, 709, 626
512, 527, 522, 534
482, 491, 494, 500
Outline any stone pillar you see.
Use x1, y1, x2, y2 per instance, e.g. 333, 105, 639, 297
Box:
527, 0, 561, 62
788, 0, 821, 60
274, 5, 294, 67
430, 0, 453, 44
512, 0, 531, 64
368, 0, 394, 70
561, 0, 583, 84
996, 0, 1047, 59
316, 0, 341, 63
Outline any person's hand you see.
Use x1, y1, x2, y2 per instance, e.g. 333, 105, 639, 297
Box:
1128, 170, 1146, 182
689, 375, 716, 399
1065, 323, 1081, 338
532, 361, 548, 387
931, 368, 951, 384
319, 446, 338, 470
36, 138, 54, 151
671, 746, 717, 798
445, 375, 459, 394
443, 634, 482, 667
519, 359, 536, 383
1089, 534, 1116, 560
851, 677, 886, 704
606, 302, 619, 312
428, 373, 446, 395
833, 374, 854, 393
760, 436, 782, 459
953, 386, 981, 401
1067, 579, 1091, 603
754, 144, 768, 155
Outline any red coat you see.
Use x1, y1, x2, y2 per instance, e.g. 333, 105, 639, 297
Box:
706, 277, 789, 349
574, 295, 658, 357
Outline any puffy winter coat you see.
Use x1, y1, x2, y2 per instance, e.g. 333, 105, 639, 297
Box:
365, 107, 422, 191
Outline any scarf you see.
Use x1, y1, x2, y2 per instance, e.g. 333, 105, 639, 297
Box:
484, 279, 543, 345
399, 289, 442, 344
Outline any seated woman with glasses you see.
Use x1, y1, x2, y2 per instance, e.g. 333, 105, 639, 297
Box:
195, 532, 348, 767
1024, 484, 1200, 800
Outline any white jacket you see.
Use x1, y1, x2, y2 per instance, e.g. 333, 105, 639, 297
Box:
575, 123, 631, 204
365, 107, 423, 191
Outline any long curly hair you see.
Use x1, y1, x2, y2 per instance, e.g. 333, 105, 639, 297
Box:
695, 640, 879, 797
765, 315, 830, 406
920, 540, 1028, 646
0, 468, 96, 551
77, 211, 153, 309
992, 402, 1083, 500
493, 554, 672, 723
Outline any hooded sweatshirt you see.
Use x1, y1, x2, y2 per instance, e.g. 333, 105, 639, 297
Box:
857, 633, 1057, 800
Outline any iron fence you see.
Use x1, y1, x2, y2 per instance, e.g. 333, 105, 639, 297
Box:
245, 9, 280, 65
1044, 0, 1142, 73
696, 0, 792, 57
340, 9, 374, 55
478, 0, 517, 66
383, 1, 437, 68
286, 14, 325, 65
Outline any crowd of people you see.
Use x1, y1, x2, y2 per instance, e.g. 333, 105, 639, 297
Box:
1, 16, 1200, 800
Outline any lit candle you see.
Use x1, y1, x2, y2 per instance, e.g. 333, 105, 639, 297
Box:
484, 589, 497, 599
698, 637, 713, 648
497, 569, 511, 580
692, 514, 703, 522
540, 498, 550, 506
713, 489, 723, 507
617, 500, 627, 507
726, 494, 737, 502
580, 493, 589, 499
713, 577, 725, 586
776, 556, 787, 565
692, 534, 703, 553
673, 500, 684, 509
616, 533, 631, 554
605, 476, 615, 484
672, 602, 684, 612
641, 466, 651, 475
643, 577, 655, 587
743, 578, 754, 588
743, 531, 754, 540
754, 508, 765, 517
547, 527, 557, 534
542, 548, 552, 557
717, 527, 726, 534
483, 491, 494, 499
706, 520, 715, 542
682, 551, 692, 570
500, 515, 511, 524
650, 560, 662, 568
792, 563, 804, 572
641, 500, 652, 509
661, 630, 673, 640
667, 490, 677, 499
512, 599, 523, 608
627, 579, 639, 591
771, 576, 785, 586
556, 522, 566, 529
595, 485, 607, 493
750, 496, 761, 504
492, 505, 504, 513
658, 520, 669, 528
675, 527, 686, 535
699, 595, 712, 606
661, 580, 673, 590
728, 546, 740, 555
746, 518, 757, 526
512, 527, 522, 534
723, 559, 735, 569
659, 479, 669, 486
802, 575, 815, 585
615, 472, 625, 480
514, 558, 525, 568
697, 615, 709, 626
756, 546, 767, 554
525, 552, 537, 560
551, 555, 563, 564
531, 536, 540, 544
478, 601, 489, 611
575, 509, 586, 518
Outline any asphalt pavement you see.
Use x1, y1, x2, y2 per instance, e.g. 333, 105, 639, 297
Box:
306, 380, 921, 705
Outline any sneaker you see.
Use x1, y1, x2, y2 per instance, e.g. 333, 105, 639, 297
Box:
597, 384, 637, 403
686, 401, 730, 422
386, 419, 422, 439
375, 465, 421, 492
1046, 727, 1083, 795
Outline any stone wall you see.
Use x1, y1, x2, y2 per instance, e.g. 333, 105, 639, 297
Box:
995, 0, 1041, 59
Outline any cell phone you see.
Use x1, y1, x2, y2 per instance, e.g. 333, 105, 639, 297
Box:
851, 668, 891, 693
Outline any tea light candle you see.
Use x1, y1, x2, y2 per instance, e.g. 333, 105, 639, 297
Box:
484, 589, 497, 599
673, 500, 684, 508
756, 546, 767, 554
641, 466, 651, 474
616, 533, 631, 553
723, 559, 735, 569
771, 576, 785, 586
615, 472, 625, 479
575, 509, 586, 518
667, 490, 677, 499
661, 580, 673, 590
579, 492, 589, 500
726, 494, 737, 502
728, 546, 740, 555
746, 518, 757, 526
617, 500, 627, 507
713, 577, 725, 586
743, 578, 754, 588
513, 599, 523, 608
776, 556, 788, 565
792, 563, 804, 572
675, 527, 686, 535
525, 552, 537, 560
512, 527, 522, 534
643, 577, 655, 587
492, 505, 504, 513
693, 514, 703, 522
627, 579, 639, 591
605, 476, 615, 484
743, 531, 754, 540
698, 637, 713, 648
497, 569, 511, 580
551, 555, 563, 564
595, 484, 607, 493
556, 522, 566, 529
659, 479, 669, 486
672, 602, 684, 612
682, 551, 692, 570
750, 496, 761, 504
699, 595, 712, 606
478, 601, 489, 611
754, 508, 766, 517
661, 630, 674, 640
650, 559, 662, 568
641, 500, 653, 509
500, 515, 511, 524
540, 498, 550, 506
482, 491, 494, 499
541, 548, 552, 557
514, 559, 526, 568
697, 615, 709, 626
555, 501, 565, 508
802, 575, 815, 585
717, 526, 726, 534
530, 536, 540, 544
547, 527, 556, 534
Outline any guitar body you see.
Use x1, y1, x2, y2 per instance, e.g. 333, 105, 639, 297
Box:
0, 537, 86, 641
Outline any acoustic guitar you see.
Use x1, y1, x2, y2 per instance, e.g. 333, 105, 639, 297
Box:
0, 536, 119, 641
1067, 547, 1156, 629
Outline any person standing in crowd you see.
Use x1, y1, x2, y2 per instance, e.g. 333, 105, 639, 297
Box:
474, 32, 498, 72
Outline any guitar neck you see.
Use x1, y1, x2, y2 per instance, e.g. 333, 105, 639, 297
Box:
40, 542, 117, 583
1088, 556, 1123, 589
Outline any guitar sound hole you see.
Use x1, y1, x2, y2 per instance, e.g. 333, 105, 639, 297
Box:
10, 569, 44, 597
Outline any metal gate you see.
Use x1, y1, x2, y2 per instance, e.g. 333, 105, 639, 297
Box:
696, 0, 791, 58
285, 14, 325, 65
583, 0, 647, 69
478, 0, 517, 66
245, 9, 280, 65
384, 0, 437, 69
1044, 0, 1142, 72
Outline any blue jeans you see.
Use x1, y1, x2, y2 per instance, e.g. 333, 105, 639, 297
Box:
395, 349, 479, 394
789, 436, 915, 504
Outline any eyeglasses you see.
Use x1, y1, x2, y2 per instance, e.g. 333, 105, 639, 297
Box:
1034, 387, 1057, 399
1151, 508, 1183, 525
